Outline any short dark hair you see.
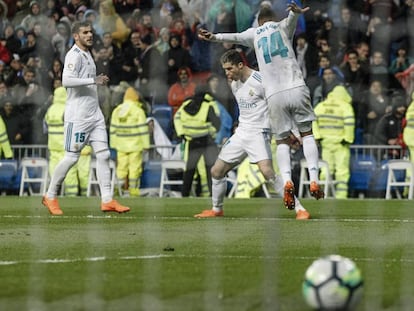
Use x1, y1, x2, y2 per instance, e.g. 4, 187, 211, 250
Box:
258, 6, 276, 24
220, 49, 244, 66
71, 21, 92, 34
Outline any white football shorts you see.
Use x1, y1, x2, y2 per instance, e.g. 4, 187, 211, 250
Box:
63, 119, 107, 153
268, 85, 316, 140
218, 127, 272, 164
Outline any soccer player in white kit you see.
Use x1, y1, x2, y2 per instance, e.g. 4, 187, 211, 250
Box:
198, 2, 324, 209
194, 49, 310, 220
42, 21, 130, 215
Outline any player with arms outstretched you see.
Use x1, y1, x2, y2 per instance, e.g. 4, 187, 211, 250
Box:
198, 1, 324, 209
42, 21, 130, 215
194, 49, 310, 220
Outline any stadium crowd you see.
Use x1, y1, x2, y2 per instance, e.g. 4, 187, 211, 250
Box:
1, 0, 414, 198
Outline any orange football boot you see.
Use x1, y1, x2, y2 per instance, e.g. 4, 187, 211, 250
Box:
194, 209, 224, 218
42, 196, 63, 215
101, 200, 130, 213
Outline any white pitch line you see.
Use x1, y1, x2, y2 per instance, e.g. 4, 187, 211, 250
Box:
1, 214, 414, 223
1, 254, 414, 266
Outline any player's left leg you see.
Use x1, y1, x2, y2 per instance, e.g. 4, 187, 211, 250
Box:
257, 159, 310, 219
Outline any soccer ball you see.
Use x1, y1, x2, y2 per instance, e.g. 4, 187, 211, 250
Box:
302, 255, 363, 310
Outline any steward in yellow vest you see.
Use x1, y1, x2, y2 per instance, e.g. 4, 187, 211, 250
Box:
0, 114, 12, 159
174, 86, 220, 197
110, 87, 149, 196
313, 85, 355, 199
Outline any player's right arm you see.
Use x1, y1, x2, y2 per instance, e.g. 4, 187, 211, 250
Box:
198, 28, 255, 48
62, 50, 95, 87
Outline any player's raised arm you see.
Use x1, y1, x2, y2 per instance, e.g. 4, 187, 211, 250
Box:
198, 28, 216, 41
287, 1, 310, 14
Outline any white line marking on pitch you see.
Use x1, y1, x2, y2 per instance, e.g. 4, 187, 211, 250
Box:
1, 254, 414, 266
1, 214, 414, 223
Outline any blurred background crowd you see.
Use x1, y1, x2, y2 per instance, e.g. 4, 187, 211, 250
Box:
0, 0, 413, 147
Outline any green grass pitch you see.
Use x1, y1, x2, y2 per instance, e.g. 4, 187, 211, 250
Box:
0, 196, 413, 310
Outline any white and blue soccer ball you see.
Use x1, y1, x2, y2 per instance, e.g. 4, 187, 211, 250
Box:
302, 255, 363, 310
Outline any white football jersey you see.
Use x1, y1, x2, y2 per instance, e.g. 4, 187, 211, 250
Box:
62, 44, 104, 123
231, 70, 269, 129
215, 11, 305, 98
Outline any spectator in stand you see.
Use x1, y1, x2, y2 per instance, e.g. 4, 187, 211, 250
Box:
395, 63, 414, 97
113, 0, 137, 23
207, 0, 251, 33
47, 58, 63, 89
32, 22, 55, 68
360, 80, 392, 144
374, 94, 407, 158
370, 50, 403, 90
169, 18, 191, 51
14, 26, 27, 48
0, 97, 28, 145
136, 33, 166, 104
83, 9, 103, 38
3, 24, 22, 57
134, 11, 159, 44
20, 0, 48, 33
97, 0, 130, 48
51, 20, 71, 64
295, 33, 318, 82
13, 66, 49, 144
318, 17, 340, 58
312, 67, 342, 107
355, 41, 370, 72
5, 54, 24, 87
389, 46, 414, 75
0, 1, 9, 40
65, 0, 89, 22
307, 53, 344, 98
96, 32, 125, 86
118, 31, 140, 84
0, 36, 10, 65
167, 66, 196, 115
336, 7, 368, 64
17, 30, 36, 62
158, 0, 183, 28
154, 27, 170, 54
340, 49, 369, 116
163, 33, 192, 86
0, 81, 11, 101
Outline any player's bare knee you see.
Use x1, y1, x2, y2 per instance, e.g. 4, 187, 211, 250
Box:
211, 165, 225, 179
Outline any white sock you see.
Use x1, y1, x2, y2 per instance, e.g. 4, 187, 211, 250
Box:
47, 154, 78, 198
96, 156, 112, 203
276, 144, 292, 184
212, 177, 226, 212
302, 135, 319, 182
294, 198, 306, 212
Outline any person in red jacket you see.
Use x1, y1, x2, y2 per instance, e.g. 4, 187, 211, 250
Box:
167, 66, 196, 115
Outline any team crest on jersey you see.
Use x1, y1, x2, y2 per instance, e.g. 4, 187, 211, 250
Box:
74, 144, 79, 151
249, 89, 255, 96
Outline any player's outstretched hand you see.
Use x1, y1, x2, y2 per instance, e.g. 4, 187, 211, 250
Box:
287, 1, 310, 14
95, 73, 109, 85
198, 28, 215, 41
